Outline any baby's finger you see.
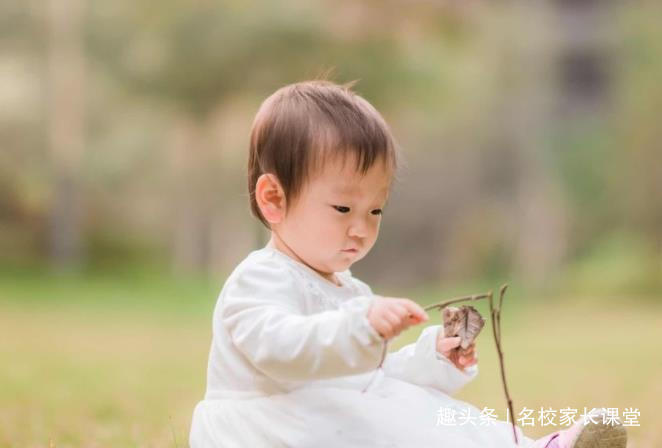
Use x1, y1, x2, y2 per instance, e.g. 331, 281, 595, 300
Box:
401, 300, 429, 323
405, 312, 424, 326
383, 309, 401, 328
447, 336, 462, 348
375, 317, 395, 339
461, 345, 475, 356
390, 303, 410, 321
457, 341, 476, 355
438, 336, 462, 355
460, 349, 478, 364
464, 356, 478, 367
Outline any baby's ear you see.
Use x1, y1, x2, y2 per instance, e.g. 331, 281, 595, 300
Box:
256, 173, 286, 224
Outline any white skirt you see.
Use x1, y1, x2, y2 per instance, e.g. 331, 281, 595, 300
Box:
190, 373, 536, 448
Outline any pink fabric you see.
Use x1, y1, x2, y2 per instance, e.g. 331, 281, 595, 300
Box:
544, 433, 561, 448
531, 431, 561, 448
537, 414, 591, 448
557, 415, 591, 448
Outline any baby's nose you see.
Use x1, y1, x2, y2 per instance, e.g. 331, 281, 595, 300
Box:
348, 221, 369, 238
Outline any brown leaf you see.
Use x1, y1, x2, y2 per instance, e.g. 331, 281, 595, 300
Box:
442, 305, 485, 360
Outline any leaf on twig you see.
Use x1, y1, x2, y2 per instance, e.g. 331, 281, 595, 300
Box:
427, 286, 518, 444
442, 305, 485, 358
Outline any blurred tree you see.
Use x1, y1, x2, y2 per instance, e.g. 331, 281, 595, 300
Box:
47, 0, 86, 270
1, 0, 658, 293
86, 0, 428, 274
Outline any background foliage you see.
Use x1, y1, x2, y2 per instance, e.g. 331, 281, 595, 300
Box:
1, 0, 660, 446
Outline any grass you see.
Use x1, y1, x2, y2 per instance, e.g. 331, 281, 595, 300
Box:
0, 267, 659, 447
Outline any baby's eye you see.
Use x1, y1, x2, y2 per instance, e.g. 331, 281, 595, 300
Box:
371, 209, 383, 216
333, 205, 351, 213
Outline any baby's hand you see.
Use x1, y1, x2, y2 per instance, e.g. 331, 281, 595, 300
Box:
437, 334, 478, 371
367, 296, 429, 340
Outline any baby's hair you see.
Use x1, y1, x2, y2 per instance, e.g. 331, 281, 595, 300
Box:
247, 79, 402, 229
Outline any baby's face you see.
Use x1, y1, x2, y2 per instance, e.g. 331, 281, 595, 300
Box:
276, 154, 391, 279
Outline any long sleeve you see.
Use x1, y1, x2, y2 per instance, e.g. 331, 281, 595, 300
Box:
382, 324, 478, 396
219, 257, 386, 383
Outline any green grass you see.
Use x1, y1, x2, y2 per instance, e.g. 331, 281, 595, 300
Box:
0, 269, 660, 447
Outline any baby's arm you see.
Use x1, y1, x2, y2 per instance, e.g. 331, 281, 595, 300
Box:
382, 325, 478, 396
352, 278, 478, 395
220, 259, 386, 382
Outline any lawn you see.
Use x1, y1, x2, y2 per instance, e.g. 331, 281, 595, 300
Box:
0, 269, 659, 447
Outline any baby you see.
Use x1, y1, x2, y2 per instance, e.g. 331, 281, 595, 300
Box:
189, 80, 626, 448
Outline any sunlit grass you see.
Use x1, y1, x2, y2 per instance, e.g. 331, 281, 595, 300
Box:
0, 269, 659, 447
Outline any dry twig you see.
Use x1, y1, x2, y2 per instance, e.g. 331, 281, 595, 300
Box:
424, 285, 519, 445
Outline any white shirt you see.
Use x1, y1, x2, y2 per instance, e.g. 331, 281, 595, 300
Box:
190, 245, 533, 448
